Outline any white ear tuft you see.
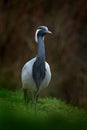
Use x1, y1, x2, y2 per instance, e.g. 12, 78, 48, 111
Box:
35, 29, 41, 43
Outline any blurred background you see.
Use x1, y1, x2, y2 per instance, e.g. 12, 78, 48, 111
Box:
0, 0, 87, 108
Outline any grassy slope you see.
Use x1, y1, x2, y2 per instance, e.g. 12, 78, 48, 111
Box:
0, 89, 87, 130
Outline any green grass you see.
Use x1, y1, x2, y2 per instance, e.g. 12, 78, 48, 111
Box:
0, 89, 87, 130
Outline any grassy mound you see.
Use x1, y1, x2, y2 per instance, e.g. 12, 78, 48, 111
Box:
0, 89, 87, 130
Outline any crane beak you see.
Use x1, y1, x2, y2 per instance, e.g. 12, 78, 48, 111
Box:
47, 30, 52, 34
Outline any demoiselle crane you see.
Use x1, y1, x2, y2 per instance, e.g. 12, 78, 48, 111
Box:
21, 26, 51, 111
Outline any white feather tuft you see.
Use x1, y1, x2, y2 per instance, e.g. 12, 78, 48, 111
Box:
35, 29, 41, 43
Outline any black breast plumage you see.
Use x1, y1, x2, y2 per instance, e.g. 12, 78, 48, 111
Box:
32, 57, 46, 89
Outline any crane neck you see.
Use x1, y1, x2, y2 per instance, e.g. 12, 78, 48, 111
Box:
37, 36, 45, 60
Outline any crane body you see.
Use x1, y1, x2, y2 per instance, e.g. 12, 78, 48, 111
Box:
21, 26, 51, 111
